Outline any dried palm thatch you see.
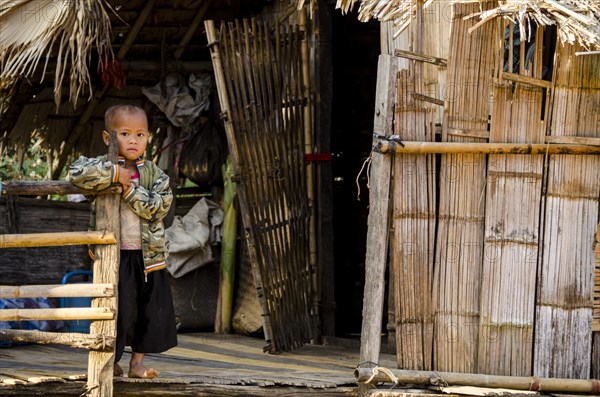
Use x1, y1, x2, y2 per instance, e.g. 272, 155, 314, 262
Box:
334, 0, 600, 49
0, 0, 114, 107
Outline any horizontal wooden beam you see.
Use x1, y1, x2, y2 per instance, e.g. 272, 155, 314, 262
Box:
413, 93, 444, 106
502, 72, 552, 88
545, 136, 600, 146
0, 284, 114, 299
376, 141, 600, 155
0, 307, 114, 321
0, 231, 116, 248
122, 60, 213, 72
1, 180, 121, 196
355, 368, 599, 394
394, 49, 447, 67
0, 329, 115, 351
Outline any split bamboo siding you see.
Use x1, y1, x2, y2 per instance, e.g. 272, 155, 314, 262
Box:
392, 2, 436, 370
433, 1, 497, 374
534, 42, 600, 379
207, 19, 315, 352
386, 4, 599, 378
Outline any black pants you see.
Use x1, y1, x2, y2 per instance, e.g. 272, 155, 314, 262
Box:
115, 250, 177, 363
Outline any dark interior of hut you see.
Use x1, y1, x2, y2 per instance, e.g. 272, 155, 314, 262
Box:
0, 0, 385, 342
330, 10, 380, 337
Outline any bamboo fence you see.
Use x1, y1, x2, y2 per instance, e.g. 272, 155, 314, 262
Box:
431, 1, 497, 373
392, 0, 436, 370
207, 18, 315, 352
1, 147, 120, 395
534, 42, 600, 379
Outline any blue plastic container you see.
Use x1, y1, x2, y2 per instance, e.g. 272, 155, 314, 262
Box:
60, 270, 93, 333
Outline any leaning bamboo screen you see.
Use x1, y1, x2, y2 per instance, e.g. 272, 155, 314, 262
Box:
208, 19, 315, 352
387, 5, 599, 378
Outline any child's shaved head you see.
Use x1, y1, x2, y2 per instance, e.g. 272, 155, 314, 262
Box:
104, 104, 147, 132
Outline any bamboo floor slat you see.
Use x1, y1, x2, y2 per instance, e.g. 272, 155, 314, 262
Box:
534, 42, 600, 379
0, 333, 395, 395
479, 72, 546, 375
433, 1, 497, 373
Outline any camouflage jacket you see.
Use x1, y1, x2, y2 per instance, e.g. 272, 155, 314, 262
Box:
68, 155, 173, 277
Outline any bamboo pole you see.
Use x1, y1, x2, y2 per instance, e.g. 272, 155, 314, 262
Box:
0, 329, 115, 351
299, 5, 319, 343
0, 307, 113, 321
173, 0, 212, 60
86, 131, 120, 397
216, 156, 238, 334
0, 284, 114, 299
376, 141, 600, 155
354, 368, 600, 394
1, 181, 121, 196
0, 231, 116, 248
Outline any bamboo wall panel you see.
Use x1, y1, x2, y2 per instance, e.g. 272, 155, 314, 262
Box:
212, 19, 314, 352
479, 75, 546, 375
383, 0, 451, 355
433, 1, 497, 373
534, 43, 600, 379
393, 67, 436, 370
595, 222, 600, 333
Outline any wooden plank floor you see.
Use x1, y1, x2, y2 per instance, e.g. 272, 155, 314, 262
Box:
0, 332, 397, 396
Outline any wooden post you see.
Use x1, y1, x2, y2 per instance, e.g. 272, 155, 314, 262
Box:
359, 54, 397, 374
86, 131, 120, 396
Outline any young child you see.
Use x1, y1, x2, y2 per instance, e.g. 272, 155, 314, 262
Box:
68, 104, 177, 379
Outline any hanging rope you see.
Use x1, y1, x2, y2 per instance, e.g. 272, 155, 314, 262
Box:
355, 147, 374, 201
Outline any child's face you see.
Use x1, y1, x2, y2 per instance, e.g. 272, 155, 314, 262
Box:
103, 111, 148, 161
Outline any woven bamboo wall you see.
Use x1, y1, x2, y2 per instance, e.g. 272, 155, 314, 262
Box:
391, 1, 438, 371
387, 7, 599, 377
433, 1, 497, 373
533, 42, 600, 379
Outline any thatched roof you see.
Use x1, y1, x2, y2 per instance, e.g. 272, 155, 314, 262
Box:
334, 0, 600, 49
0, 0, 114, 107
0, 0, 269, 179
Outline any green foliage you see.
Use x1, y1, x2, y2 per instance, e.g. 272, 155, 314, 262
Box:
0, 144, 53, 181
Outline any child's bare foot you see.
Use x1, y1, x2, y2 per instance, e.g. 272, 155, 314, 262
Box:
113, 363, 123, 377
128, 361, 159, 379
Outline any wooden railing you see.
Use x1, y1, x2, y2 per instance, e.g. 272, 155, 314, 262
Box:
0, 135, 121, 396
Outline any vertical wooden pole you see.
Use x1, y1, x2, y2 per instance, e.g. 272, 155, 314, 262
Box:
359, 54, 397, 371
86, 131, 120, 396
